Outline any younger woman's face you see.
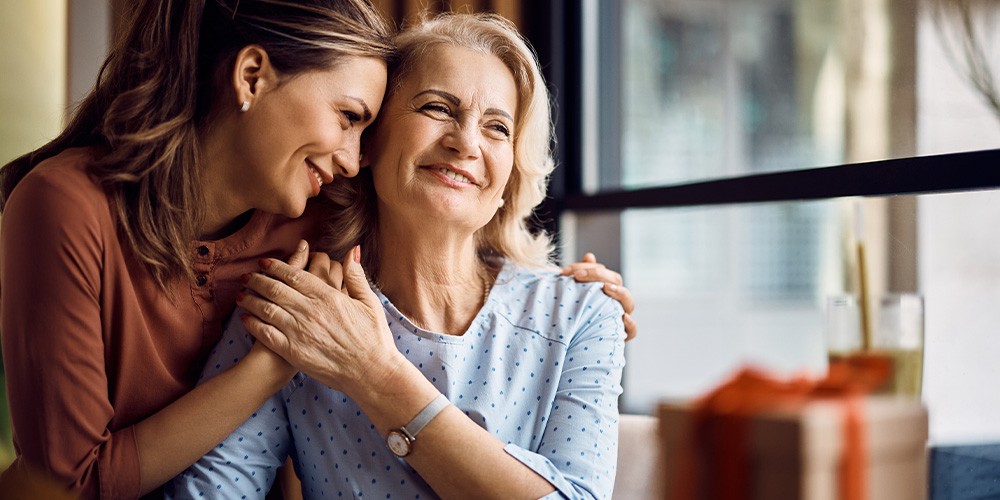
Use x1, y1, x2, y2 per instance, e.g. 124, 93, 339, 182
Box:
231, 56, 387, 219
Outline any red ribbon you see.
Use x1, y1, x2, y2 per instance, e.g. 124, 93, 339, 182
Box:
673, 354, 891, 500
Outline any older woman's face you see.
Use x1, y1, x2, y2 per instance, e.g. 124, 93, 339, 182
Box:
366, 44, 517, 232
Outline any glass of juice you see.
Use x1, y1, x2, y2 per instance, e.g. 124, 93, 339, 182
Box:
874, 293, 925, 398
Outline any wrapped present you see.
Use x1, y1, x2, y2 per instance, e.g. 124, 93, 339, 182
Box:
659, 359, 928, 500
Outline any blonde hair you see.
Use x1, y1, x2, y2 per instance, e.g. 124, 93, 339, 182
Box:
321, 12, 556, 277
0, 0, 393, 290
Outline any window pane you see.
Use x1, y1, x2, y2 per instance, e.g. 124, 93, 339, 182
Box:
619, 0, 844, 189
619, 189, 1000, 443
620, 200, 836, 410
611, 0, 1000, 190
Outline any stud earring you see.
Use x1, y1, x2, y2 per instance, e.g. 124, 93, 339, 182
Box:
240, 100, 250, 112
498, 198, 506, 208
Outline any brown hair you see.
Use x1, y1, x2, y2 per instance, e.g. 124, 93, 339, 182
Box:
320, 12, 557, 280
0, 0, 393, 289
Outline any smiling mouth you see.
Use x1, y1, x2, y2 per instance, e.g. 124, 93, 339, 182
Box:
308, 164, 323, 186
436, 167, 474, 185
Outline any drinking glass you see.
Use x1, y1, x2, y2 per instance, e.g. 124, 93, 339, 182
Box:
824, 294, 863, 362
873, 293, 924, 398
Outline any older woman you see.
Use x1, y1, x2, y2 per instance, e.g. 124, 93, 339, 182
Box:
170, 13, 625, 500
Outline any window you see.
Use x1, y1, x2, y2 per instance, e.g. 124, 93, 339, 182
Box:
530, 0, 1000, 444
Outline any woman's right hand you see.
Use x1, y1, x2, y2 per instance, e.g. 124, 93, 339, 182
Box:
236, 244, 402, 397
240, 240, 312, 382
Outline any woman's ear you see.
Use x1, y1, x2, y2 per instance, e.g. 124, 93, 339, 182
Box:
231, 45, 277, 111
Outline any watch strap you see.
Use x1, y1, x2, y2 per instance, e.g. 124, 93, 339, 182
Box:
402, 393, 450, 439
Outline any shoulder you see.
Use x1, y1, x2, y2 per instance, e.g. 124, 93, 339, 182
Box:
1, 149, 112, 298
502, 263, 622, 313
493, 263, 625, 343
2, 148, 113, 263
6, 148, 108, 218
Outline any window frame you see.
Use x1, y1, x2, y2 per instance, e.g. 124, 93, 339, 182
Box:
525, 0, 1000, 223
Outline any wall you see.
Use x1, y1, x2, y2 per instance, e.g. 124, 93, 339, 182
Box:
0, 0, 68, 466
0, 0, 67, 166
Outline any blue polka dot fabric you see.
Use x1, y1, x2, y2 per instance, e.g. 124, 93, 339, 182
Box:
167, 261, 626, 499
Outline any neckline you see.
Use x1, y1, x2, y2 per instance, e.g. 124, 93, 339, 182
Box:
191, 209, 270, 259
373, 259, 513, 343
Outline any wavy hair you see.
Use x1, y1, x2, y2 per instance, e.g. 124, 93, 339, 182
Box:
321, 12, 556, 278
0, 0, 393, 290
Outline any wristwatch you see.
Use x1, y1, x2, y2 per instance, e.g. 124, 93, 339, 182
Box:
386, 393, 450, 457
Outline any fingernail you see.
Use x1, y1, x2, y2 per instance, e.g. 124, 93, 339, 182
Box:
240, 313, 250, 322
297, 240, 308, 252
354, 245, 361, 263
236, 291, 245, 302
608, 284, 618, 292
259, 259, 271, 270
240, 273, 250, 284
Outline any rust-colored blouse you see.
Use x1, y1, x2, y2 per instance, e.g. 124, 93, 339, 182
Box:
0, 148, 321, 498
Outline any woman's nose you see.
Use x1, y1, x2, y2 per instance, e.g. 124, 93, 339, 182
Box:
333, 133, 362, 178
333, 141, 361, 177
442, 123, 481, 159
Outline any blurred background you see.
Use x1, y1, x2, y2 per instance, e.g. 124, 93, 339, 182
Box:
1, 0, 998, 471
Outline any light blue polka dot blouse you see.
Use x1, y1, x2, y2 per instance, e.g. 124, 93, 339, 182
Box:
167, 260, 626, 499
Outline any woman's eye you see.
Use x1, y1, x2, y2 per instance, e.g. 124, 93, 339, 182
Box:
343, 111, 362, 124
421, 103, 451, 115
488, 123, 511, 138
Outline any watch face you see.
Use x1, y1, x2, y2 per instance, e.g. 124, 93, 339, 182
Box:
387, 430, 412, 457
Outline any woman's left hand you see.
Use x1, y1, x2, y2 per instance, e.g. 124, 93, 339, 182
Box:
561, 252, 637, 341
236, 244, 402, 396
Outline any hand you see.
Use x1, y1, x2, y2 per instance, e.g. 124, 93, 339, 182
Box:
561, 252, 637, 341
243, 240, 312, 381
236, 244, 401, 396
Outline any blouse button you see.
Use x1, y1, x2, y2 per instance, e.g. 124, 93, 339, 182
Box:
196, 245, 210, 256
195, 274, 208, 286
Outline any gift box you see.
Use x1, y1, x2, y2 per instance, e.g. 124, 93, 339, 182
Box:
658, 366, 928, 500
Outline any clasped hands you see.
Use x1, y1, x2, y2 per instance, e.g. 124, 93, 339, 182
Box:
236, 241, 640, 393
236, 241, 403, 396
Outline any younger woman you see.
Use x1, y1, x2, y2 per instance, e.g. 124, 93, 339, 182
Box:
0, 1, 391, 496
